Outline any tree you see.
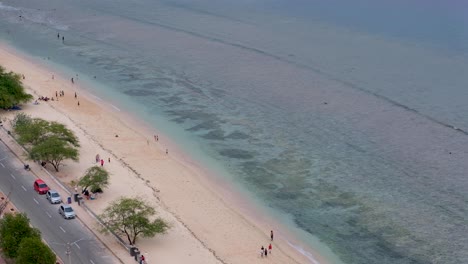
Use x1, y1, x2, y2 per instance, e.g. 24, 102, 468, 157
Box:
12, 114, 80, 172
0, 213, 41, 258
78, 166, 110, 192
99, 197, 169, 245
0, 66, 33, 109
13, 114, 79, 148
29, 135, 79, 172
16, 237, 56, 264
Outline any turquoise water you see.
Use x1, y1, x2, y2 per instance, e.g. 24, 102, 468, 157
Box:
1, 1, 468, 263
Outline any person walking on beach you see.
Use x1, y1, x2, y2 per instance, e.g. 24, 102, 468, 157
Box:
100, 159, 104, 166
108, 157, 110, 163
77, 101, 80, 106
268, 243, 272, 254
271, 230, 274, 241
264, 248, 268, 257
71, 77, 74, 84
56, 91, 58, 98
96, 154, 100, 163
140, 254, 145, 264
75, 92, 77, 99
260, 246, 264, 258
166, 149, 168, 155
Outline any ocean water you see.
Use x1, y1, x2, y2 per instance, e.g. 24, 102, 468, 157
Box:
1, 1, 468, 263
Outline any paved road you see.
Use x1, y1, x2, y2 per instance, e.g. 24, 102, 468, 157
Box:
0, 141, 119, 264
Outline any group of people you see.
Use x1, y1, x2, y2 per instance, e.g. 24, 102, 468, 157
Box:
260, 230, 274, 258
56, 90, 65, 98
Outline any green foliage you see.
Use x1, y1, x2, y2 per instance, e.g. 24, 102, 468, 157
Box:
78, 166, 110, 192
12, 113, 80, 172
0, 213, 41, 258
0, 66, 33, 109
29, 136, 79, 172
99, 197, 170, 245
16, 237, 56, 264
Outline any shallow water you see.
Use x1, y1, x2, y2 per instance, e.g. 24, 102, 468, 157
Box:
1, 1, 468, 263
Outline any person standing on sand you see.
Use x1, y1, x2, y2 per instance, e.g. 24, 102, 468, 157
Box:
71, 77, 74, 84
264, 248, 268, 257
77, 101, 80, 106
271, 230, 274, 241
108, 157, 110, 163
100, 159, 104, 166
260, 246, 264, 258
268, 243, 272, 254
75, 92, 77, 99
166, 149, 168, 155
56, 91, 58, 97
96, 154, 100, 163
140, 254, 145, 264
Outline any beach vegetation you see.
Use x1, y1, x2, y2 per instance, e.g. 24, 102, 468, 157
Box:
16, 237, 56, 264
0, 213, 41, 258
78, 166, 110, 193
99, 197, 170, 245
0, 66, 33, 109
12, 114, 80, 172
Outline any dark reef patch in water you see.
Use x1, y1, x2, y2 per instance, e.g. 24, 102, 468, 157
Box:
219, 148, 254, 159
225, 131, 249, 139
201, 130, 225, 140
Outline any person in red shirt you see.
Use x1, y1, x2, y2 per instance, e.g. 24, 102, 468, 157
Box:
140, 254, 145, 264
269, 243, 272, 254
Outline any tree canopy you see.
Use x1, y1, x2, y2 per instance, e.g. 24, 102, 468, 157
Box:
0, 213, 41, 258
16, 237, 56, 264
12, 113, 80, 172
99, 197, 169, 245
78, 166, 110, 193
0, 66, 33, 109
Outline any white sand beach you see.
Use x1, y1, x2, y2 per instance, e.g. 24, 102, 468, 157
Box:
0, 43, 326, 264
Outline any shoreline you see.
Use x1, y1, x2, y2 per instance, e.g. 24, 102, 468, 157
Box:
0, 42, 331, 264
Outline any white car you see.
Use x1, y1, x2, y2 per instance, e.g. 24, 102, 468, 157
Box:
58, 205, 76, 219
46, 190, 62, 204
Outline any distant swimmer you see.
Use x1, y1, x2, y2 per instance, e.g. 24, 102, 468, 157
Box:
71, 77, 74, 84
57, 33, 60, 39
62, 36, 64, 42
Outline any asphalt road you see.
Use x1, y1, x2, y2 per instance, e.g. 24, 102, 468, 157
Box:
0, 141, 119, 264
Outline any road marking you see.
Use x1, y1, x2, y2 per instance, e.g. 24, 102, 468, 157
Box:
90, 260, 95, 264
75, 243, 81, 249
21, 185, 27, 191
46, 212, 51, 218
59, 226, 66, 233
10, 174, 16, 180
33, 198, 39, 204
0, 163, 4, 168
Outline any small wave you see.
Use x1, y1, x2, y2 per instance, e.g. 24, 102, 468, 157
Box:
110, 104, 120, 111
286, 240, 321, 264
0, 2, 19, 11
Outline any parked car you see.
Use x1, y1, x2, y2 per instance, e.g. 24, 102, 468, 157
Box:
33, 179, 49, 194
58, 205, 76, 219
46, 190, 62, 204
